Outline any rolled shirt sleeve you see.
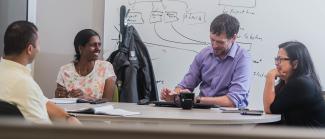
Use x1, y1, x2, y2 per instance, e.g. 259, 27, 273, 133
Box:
226, 51, 251, 108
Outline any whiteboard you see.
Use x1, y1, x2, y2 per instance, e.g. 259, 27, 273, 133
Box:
104, 0, 325, 109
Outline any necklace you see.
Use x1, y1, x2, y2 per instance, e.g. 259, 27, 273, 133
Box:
77, 64, 91, 76
76, 63, 83, 76
76, 61, 95, 76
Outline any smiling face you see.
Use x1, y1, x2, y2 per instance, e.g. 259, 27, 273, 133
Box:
275, 48, 296, 81
210, 32, 236, 58
79, 36, 101, 61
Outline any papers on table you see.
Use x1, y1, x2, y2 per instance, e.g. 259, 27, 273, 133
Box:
68, 105, 140, 116
218, 107, 264, 115
50, 98, 141, 116
49, 98, 78, 104
219, 107, 241, 113
50, 98, 110, 104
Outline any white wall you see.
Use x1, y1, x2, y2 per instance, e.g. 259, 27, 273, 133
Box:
0, 0, 27, 57
34, 0, 105, 98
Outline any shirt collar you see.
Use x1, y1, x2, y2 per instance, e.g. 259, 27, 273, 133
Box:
1, 59, 31, 75
228, 43, 239, 58
209, 42, 239, 59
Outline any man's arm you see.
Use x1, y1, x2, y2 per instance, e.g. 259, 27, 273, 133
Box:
46, 101, 81, 124
198, 96, 235, 107
177, 51, 204, 92
225, 51, 251, 107
160, 52, 204, 102
197, 50, 251, 107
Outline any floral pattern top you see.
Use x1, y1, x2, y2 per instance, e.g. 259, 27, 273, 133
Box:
56, 60, 116, 99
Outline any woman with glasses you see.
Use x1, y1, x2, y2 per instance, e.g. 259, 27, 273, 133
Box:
263, 41, 325, 127
55, 29, 116, 101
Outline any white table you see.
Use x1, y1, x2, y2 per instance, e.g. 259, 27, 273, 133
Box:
59, 102, 281, 125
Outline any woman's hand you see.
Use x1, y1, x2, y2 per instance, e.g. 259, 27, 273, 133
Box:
68, 89, 84, 97
55, 84, 68, 98
68, 89, 96, 101
266, 69, 279, 80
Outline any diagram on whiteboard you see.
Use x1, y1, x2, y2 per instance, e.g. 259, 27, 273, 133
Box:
108, 1, 260, 52
104, 0, 287, 109
105, 0, 265, 86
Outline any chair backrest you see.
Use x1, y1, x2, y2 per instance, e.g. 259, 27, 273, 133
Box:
0, 100, 23, 118
112, 86, 119, 102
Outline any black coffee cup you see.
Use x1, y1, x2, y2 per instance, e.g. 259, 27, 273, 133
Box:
179, 93, 194, 110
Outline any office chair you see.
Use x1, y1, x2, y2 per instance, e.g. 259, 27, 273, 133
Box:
0, 100, 24, 118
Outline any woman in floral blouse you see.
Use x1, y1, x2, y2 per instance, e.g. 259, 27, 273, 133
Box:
55, 29, 116, 101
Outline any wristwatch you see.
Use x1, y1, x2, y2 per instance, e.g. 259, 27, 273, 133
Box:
196, 96, 201, 103
173, 94, 180, 106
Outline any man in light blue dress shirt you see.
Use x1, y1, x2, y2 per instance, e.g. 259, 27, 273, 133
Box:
161, 14, 251, 108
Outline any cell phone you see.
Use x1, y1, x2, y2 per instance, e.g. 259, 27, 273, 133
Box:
76, 98, 90, 103
240, 110, 263, 116
77, 98, 108, 104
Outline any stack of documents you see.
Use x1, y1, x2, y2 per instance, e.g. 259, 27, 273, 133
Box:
68, 105, 140, 116
219, 107, 264, 115
49, 98, 78, 104
49, 98, 109, 104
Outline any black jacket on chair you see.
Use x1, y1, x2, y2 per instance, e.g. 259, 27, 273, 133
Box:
108, 26, 158, 104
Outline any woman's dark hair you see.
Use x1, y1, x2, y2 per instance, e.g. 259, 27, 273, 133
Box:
73, 29, 100, 61
275, 41, 321, 93
4, 21, 38, 56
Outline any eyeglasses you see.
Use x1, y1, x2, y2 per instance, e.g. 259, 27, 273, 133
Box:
274, 57, 290, 64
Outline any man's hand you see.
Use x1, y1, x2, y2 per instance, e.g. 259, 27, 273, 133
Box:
160, 87, 191, 102
160, 88, 178, 102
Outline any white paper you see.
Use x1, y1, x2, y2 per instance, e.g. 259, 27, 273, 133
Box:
49, 98, 78, 104
94, 105, 140, 116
